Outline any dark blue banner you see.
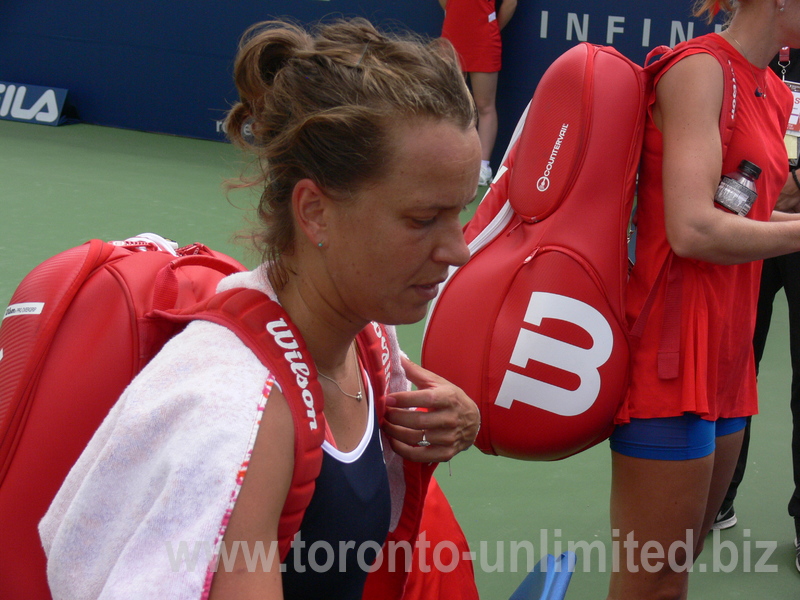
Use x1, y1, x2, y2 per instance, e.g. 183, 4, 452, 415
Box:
0, 1, 722, 158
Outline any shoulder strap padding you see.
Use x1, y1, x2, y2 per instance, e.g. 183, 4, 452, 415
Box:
355, 322, 392, 424
152, 288, 326, 560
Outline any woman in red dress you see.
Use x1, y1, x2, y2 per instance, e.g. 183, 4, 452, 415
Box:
440, 0, 518, 186
609, 0, 800, 597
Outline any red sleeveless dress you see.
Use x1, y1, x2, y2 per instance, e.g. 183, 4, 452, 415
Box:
619, 33, 793, 424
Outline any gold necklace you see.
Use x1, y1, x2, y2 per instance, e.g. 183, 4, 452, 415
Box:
726, 32, 767, 98
317, 345, 363, 401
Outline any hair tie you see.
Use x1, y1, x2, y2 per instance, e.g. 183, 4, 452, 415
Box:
712, 1, 722, 17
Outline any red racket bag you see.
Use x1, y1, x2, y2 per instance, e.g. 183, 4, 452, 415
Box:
422, 41, 735, 460
0, 234, 245, 599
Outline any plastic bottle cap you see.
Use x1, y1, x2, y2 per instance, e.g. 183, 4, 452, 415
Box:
739, 160, 762, 179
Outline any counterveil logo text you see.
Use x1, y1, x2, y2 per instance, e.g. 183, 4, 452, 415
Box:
536, 124, 569, 192
0, 82, 68, 126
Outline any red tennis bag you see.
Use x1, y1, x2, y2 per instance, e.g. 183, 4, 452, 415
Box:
422, 41, 736, 461
423, 43, 644, 461
0, 234, 247, 599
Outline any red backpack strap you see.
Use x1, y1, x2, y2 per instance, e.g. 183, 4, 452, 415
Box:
0, 239, 115, 485
645, 39, 737, 154
151, 288, 326, 560
355, 322, 392, 423
355, 321, 437, 544
632, 38, 737, 380
354, 322, 438, 598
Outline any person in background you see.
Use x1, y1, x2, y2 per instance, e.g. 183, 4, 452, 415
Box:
608, 0, 798, 597
712, 47, 800, 573
439, 0, 518, 186
39, 18, 482, 600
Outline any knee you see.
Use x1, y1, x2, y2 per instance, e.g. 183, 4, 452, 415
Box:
609, 571, 688, 600
474, 99, 496, 118
609, 549, 692, 600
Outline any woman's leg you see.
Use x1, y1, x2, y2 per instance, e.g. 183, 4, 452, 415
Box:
468, 71, 499, 161
607, 451, 713, 600
698, 429, 745, 542
607, 428, 744, 600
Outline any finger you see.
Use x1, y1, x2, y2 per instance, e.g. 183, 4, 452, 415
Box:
382, 418, 464, 450
385, 388, 442, 411
400, 355, 446, 389
383, 404, 457, 431
387, 433, 461, 463
382, 420, 438, 447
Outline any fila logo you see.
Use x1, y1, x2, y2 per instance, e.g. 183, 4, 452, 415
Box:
495, 291, 613, 416
0, 83, 65, 124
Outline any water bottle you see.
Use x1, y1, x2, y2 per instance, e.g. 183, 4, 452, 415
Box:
714, 160, 761, 216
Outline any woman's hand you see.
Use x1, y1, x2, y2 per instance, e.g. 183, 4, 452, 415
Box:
381, 356, 480, 462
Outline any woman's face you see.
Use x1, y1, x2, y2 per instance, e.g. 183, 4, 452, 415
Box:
324, 118, 481, 326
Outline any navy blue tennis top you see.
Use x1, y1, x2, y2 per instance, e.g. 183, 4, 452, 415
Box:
282, 372, 391, 599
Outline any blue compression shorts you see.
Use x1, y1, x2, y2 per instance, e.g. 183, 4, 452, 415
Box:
609, 414, 747, 460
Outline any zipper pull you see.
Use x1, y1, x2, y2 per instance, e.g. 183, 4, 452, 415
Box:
524, 247, 541, 264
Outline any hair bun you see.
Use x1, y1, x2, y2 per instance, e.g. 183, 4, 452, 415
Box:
234, 22, 309, 100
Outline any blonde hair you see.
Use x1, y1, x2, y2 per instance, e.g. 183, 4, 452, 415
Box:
225, 18, 476, 286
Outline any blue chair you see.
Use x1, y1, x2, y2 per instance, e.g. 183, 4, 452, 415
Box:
509, 552, 577, 600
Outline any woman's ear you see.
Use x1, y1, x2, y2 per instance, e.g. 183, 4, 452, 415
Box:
292, 178, 329, 247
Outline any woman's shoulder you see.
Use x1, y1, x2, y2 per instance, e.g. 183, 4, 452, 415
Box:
654, 49, 725, 117
654, 33, 729, 85
130, 266, 276, 410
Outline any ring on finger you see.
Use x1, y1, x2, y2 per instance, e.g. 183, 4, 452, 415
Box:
417, 430, 432, 447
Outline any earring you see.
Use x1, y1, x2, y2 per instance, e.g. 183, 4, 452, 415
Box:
317, 241, 324, 248
780, 2, 786, 11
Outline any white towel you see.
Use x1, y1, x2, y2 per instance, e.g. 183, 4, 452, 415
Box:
39, 267, 410, 599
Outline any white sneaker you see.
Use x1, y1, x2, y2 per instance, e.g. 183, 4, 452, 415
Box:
795, 536, 800, 572
711, 504, 737, 530
479, 163, 492, 187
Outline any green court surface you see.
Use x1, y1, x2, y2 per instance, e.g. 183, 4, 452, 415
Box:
2, 119, 798, 598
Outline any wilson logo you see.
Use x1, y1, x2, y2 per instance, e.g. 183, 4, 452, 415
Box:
495, 291, 613, 416
536, 124, 569, 192
266, 318, 318, 430
3, 302, 45, 320
0, 82, 67, 125
370, 322, 392, 396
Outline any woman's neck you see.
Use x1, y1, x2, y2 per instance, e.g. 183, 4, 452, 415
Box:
721, 9, 782, 69
275, 274, 365, 375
